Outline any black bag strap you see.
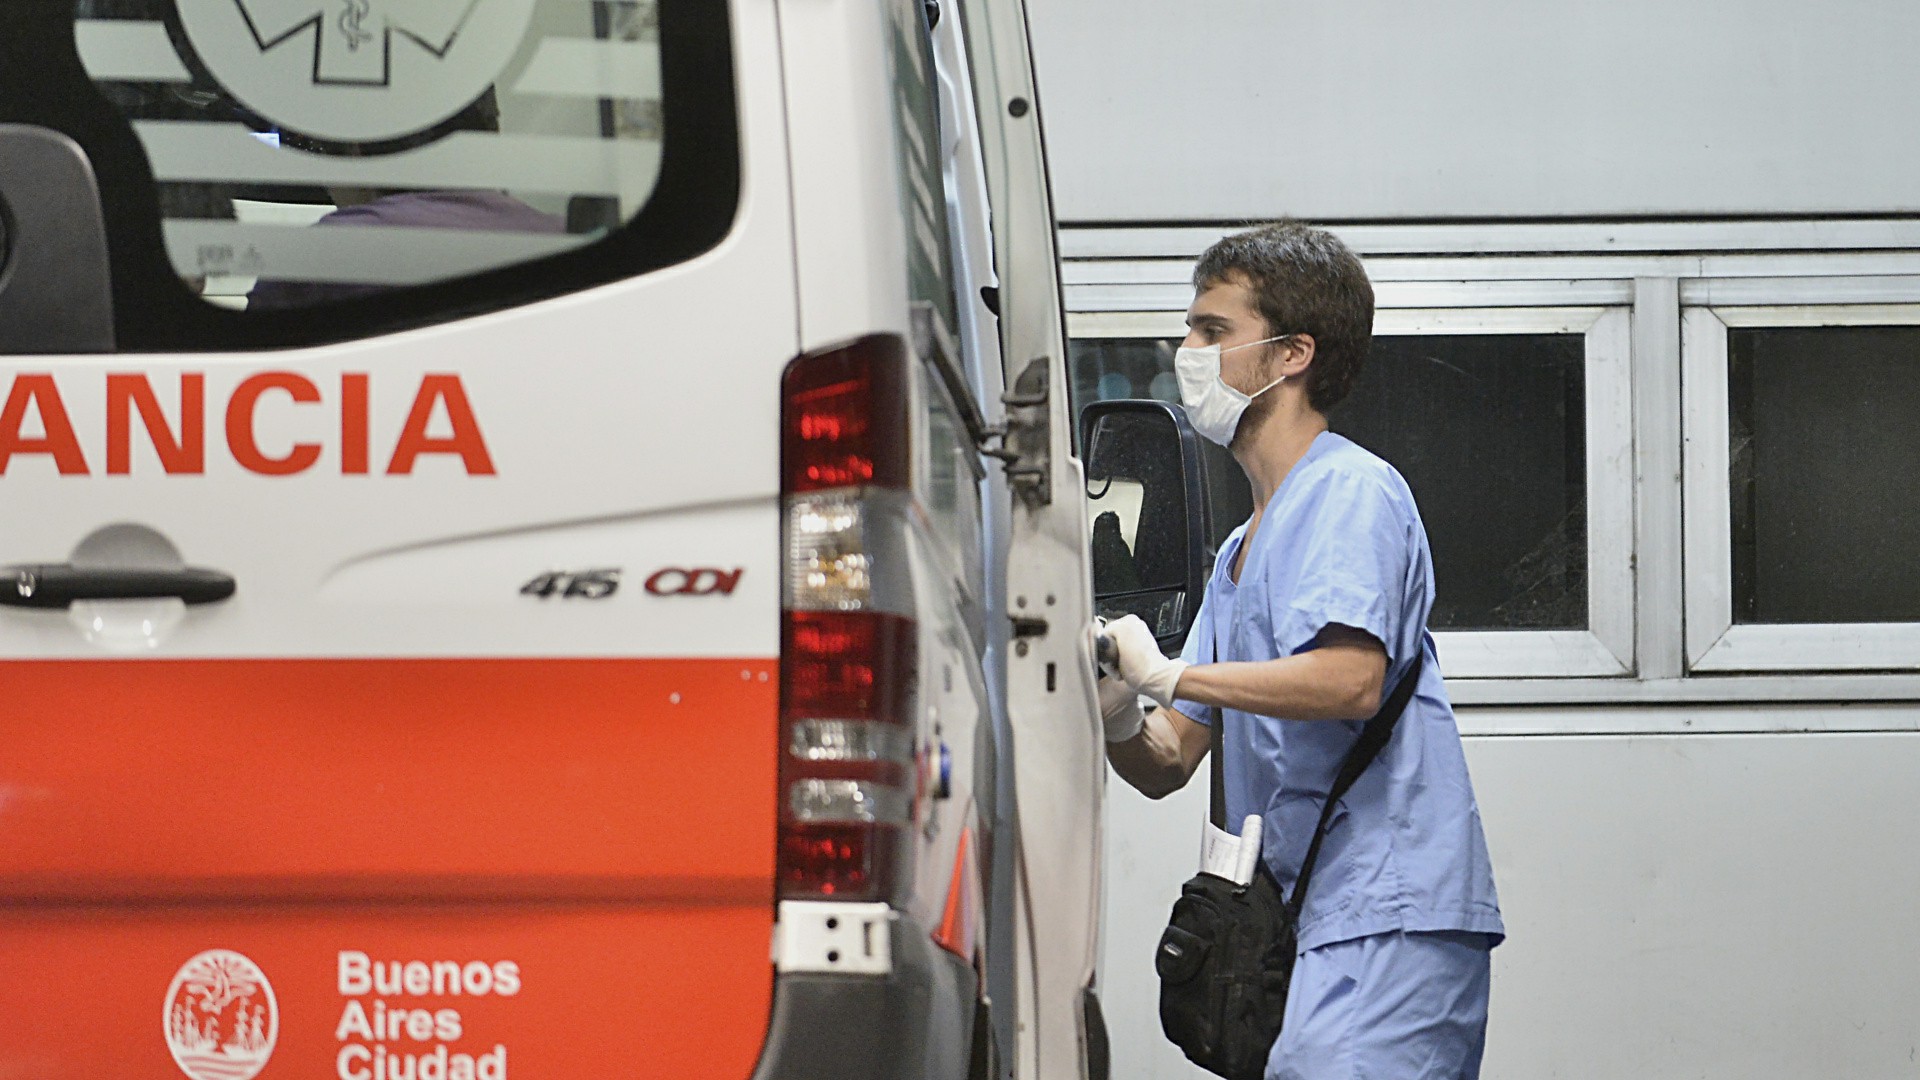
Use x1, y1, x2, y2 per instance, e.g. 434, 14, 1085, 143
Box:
1206, 593, 1227, 828
1209, 677, 1227, 828
1287, 652, 1423, 912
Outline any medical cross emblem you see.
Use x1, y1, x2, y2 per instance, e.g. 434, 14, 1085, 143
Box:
231, 0, 483, 86
171, 0, 534, 142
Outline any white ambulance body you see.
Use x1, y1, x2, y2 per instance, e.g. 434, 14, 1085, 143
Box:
0, 0, 1105, 1077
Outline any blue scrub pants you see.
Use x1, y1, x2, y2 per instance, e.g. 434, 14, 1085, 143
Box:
1266, 930, 1492, 1080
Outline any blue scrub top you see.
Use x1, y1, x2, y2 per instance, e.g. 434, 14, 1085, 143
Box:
1172, 432, 1505, 953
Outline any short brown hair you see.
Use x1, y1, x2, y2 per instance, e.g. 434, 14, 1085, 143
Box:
1192, 221, 1374, 413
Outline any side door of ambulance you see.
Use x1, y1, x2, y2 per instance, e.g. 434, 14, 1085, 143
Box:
0, 2, 796, 1077
952, 0, 1109, 1076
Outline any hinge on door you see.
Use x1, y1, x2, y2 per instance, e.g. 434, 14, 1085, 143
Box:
979, 357, 1051, 506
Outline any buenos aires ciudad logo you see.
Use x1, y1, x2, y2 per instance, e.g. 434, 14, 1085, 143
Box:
164, 950, 280, 1080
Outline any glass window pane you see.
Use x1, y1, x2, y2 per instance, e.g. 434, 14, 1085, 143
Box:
1069, 338, 1181, 411
78, 0, 672, 307
1068, 331, 1588, 632
1338, 334, 1587, 631
922, 362, 984, 594
1728, 325, 1920, 624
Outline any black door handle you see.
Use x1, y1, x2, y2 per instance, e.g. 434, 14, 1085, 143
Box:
0, 565, 236, 609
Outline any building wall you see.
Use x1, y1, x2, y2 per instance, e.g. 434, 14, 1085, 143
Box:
1026, 0, 1920, 222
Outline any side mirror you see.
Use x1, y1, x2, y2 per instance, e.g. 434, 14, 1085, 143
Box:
1081, 400, 1217, 652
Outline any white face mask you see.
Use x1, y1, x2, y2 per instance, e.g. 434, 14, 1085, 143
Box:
1174, 334, 1290, 446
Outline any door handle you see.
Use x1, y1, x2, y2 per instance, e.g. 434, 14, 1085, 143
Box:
0, 564, 236, 609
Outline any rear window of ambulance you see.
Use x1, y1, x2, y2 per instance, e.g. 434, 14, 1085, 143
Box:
43, 0, 737, 348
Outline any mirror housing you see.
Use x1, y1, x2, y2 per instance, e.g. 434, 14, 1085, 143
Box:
1081, 399, 1250, 652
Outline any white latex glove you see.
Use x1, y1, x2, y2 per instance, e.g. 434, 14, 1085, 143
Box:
1097, 673, 1146, 743
1104, 613, 1189, 708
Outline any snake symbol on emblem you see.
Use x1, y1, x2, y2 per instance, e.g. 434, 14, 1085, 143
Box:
169, 0, 539, 143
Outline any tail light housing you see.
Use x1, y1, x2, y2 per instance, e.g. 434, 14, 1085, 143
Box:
779, 337, 917, 903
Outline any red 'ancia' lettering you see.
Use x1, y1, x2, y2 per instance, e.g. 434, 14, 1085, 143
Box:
0, 374, 88, 475
0, 371, 494, 477
387, 374, 496, 476
341, 373, 371, 476
107, 373, 204, 475
227, 372, 323, 476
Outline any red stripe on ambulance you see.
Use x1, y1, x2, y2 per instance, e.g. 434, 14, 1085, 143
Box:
0, 656, 778, 1078
0, 371, 495, 476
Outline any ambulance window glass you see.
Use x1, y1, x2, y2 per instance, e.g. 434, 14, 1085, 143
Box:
1727, 326, 1920, 623
888, 0, 958, 349
891, 0, 978, 592
69, 0, 734, 341
922, 365, 985, 595
1068, 332, 1589, 632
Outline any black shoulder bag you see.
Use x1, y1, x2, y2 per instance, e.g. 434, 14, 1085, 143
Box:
1153, 653, 1423, 1080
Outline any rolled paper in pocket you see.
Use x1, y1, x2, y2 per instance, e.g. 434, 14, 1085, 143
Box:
1233, 814, 1262, 883
1198, 814, 1264, 885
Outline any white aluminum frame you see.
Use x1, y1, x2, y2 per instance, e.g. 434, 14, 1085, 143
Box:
1064, 254, 1920, 295
1684, 300, 1920, 673
1059, 220, 1920, 261
1069, 307, 1636, 680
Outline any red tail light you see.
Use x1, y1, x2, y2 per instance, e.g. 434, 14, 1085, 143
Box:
781, 336, 910, 494
776, 613, 916, 901
778, 822, 899, 901
785, 611, 916, 721
779, 338, 917, 903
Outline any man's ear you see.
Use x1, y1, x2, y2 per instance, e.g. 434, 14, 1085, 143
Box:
1279, 334, 1317, 380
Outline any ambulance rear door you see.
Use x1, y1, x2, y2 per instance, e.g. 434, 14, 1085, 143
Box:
954, 0, 1108, 1075
0, 0, 796, 1076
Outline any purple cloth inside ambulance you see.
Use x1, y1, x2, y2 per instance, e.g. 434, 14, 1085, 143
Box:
246, 191, 564, 311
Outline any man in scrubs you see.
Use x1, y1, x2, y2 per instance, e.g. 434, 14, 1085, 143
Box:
1101, 221, 1505, 1079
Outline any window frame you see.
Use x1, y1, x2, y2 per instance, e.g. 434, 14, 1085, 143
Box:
1067, 303, 1636, 680
1683, 298, 1920, 673
1064, 234, 1920, 712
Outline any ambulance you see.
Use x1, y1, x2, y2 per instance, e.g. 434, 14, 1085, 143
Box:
0, 0, 1106, 1077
